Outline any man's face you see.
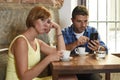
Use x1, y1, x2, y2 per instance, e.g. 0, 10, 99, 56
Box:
72, 15, 88, 33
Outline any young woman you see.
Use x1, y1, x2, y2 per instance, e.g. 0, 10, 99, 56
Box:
6, 6, 65, 80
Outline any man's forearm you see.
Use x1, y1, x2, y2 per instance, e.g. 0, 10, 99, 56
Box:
66, 41, 78, 51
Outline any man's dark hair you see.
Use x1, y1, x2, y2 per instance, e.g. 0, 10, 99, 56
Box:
72, 5, 89, 19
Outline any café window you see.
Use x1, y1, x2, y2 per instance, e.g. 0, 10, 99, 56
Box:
77, 0, 120, 53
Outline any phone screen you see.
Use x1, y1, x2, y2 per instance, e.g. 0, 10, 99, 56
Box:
90, 33, 98, 40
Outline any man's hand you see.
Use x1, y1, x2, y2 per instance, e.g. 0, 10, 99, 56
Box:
87, 40, 100, 51
77, 36, 89, 45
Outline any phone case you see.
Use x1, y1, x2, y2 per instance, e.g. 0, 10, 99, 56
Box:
90, 33, 98, 40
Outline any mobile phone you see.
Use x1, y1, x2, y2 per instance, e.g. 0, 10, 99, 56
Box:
89, 33, 98, 53
90, 33, 98, 40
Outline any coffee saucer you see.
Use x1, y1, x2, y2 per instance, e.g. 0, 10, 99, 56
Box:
61, 57, 73, 62
79, 52, 89, 56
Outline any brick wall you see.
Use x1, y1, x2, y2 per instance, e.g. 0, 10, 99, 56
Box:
0, 0, 64, 9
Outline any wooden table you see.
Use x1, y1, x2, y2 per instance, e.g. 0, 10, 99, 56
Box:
51, 54, 120, 80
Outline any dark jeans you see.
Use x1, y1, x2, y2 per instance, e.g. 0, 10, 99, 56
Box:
77, 73, 102, 80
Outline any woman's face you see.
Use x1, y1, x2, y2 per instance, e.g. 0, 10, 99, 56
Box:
34, 18, 51, 34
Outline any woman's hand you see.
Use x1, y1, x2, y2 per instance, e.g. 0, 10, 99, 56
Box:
46, 51, 63, 62
50, 21, 60, 30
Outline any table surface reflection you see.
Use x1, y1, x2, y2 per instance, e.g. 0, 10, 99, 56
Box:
51, 54, 120, 80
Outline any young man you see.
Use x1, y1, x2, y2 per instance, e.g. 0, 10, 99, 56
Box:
62, 5, 107, 80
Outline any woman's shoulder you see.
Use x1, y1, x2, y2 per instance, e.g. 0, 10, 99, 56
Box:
8, 35, 28, 55
13, 35, 27, 43
10, 35, 28, 47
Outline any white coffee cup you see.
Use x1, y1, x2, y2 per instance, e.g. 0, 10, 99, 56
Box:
61, 50, 71, 61
75, 47, 87, 56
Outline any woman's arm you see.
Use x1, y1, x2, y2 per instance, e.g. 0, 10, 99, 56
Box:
13, 38, 62, 80
54, 22, 66, 51
40, 21, 66, 55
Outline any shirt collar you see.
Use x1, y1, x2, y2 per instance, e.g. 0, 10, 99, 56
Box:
71, 24, 89, 35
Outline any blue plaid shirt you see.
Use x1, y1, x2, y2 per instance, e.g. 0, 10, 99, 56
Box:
62, 25, 108, 53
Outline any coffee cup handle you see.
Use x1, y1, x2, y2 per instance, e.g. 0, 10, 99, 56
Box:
75, 48, 79, 54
